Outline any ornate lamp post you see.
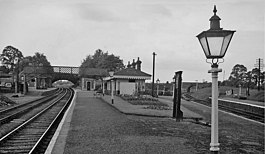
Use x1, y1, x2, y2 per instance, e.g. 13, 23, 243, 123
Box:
14, 58, 19, 94
102, 79, 105, 96
196, 5, 235, 153
109, 71, 114, 104
156, 78, 160, 97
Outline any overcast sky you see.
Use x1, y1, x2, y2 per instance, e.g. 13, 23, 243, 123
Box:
0, 0, 263, 82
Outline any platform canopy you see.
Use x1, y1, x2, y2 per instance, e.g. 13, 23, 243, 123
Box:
104, 67, 151, 81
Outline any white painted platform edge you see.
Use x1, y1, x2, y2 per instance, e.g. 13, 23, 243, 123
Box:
45, 89, 78, 154
191, 101, 265, 126
218, 98, 265, 109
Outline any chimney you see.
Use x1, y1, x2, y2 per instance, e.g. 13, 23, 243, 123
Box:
132, 59, 136, 69
136, 57, 142, 71
127, 61, 131, 68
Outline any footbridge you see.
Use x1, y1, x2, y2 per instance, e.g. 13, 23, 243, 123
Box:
21, 65, 107, 90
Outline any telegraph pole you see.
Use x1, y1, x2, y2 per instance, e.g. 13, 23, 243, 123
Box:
258, 59, 261, 91
152, 52, 156, 97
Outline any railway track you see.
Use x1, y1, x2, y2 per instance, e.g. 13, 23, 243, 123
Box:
0, 88, 74, 153
182, 93, 264, 124
0, 88, 62, 125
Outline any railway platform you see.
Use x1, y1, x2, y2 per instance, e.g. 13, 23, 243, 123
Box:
46, 89, 264, 154
219, 97, 264, 107
46, 90, 202, 154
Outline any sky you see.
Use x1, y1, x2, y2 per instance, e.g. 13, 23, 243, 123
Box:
0, 0, 264, 83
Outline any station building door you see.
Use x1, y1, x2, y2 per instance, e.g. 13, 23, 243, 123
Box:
86, 81, 91, 91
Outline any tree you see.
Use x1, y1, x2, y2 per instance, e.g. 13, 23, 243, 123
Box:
251, 68, 260, 85
32, 52, 52, 66
250, 68, 265, 90
228, 64, 247, 87
0, 46, 23, 73
99, 54, 124, 71
0, 65, 9, 74
21, 52, 53, 74
80, 49, 125, 73
92, 49, 108, 68
245, 71, 253, 95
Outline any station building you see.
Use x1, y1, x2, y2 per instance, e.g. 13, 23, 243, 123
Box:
21, 66, 52, 89
0, 71, 13, 91
10, 57, 151, 95
80, 68, 108, 91
103, 57, 151, 95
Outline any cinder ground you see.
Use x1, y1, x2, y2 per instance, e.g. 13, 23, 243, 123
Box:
51, 90, 264, 154
2, 89, 263, 153
62, 91, 202, 154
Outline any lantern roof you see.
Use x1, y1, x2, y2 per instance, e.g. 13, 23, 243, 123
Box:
209, 5, 222, 30
196, 5, 235, 60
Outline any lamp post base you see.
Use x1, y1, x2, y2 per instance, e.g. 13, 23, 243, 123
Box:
210, 143, 220, 153
111, 99, 114, 104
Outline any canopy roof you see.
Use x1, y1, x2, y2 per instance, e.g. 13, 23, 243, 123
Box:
105, 68, 151, 80
115, 68, 151, 77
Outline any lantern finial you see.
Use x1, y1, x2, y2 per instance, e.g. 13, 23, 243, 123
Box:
209, 5, 221, 30
213, 5, 217, 15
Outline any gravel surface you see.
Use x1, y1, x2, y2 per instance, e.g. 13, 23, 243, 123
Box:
0, 95, 59, 139
0, 94, 42, 110
63, 94, 264, 154
182, 100, 264, 153
64, 95, 204, 154
64, 95, 205, 154
0, 94, 43, 138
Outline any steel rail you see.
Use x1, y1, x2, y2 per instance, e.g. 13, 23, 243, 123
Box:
29, 88, 74, 153
218, 104, 264, 123
0, 89, 68, 144
0, 88, 61, 113
0, 88, 63, 125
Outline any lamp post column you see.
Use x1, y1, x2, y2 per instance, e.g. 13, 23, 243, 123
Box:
102, 80, 105, 96
15, 78, 18, 94
156, 84, 159, 96
109, 71, 114, 104
239, 84, 242, 96
111, 80, 114, 104
23, 74, 27, 95
209, 64, 222, 153
16, 59, 20, 93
